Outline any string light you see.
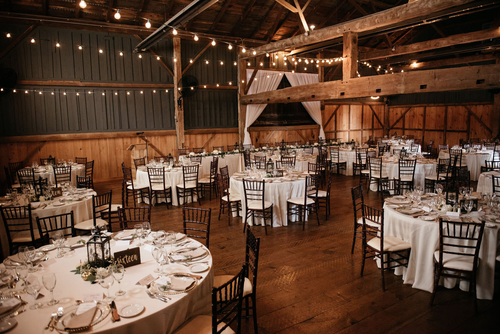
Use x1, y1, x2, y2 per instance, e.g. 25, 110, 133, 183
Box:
205, 60, 209, 64
99, 49, 103, 53
102, 92, 105, 95
190, 59, 193, 63
39, 91, 42, 95
220, 61, 223, 65
174, 58, 177, 62
79, 0, 86, 8
114, 9, 121, 20
13, 89, 16, 93
145, 19, 151, 29
115, 92, 118, 95
127, 92, 130, 95
252, 50, 256, 55
56, 43, 60, 47
78, 45, 83, 50
166, 90, 168, 93
88, 91, 91, 94
194, 34, 199, 41
6, 33, 11, 38
172, 28, 178, 35
157, 56, 160, 60
247, 62, 251, 66
76, 93, 79, 96
30, 38, 35, 43
140, 91, 143, 94
119, 51, 123, 56
242, 47, 246, 53
153, 90, 156, 93
266, 53, 269, 57
233, 61, 237, 66
138, 54, 142, 58
211, 39, 216, 46
228, 44, 232, 50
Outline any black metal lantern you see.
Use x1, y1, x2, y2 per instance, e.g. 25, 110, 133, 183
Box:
87, 228, 112, 267
266, 158, 274, 173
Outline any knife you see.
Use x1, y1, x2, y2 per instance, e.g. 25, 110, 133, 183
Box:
110, 301, 121, 322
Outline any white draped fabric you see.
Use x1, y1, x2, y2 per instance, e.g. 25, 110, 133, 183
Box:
243, 70, 283, 144
285, 72, 326, 140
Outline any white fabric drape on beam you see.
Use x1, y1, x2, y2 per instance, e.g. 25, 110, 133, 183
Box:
284, 72, 325, 140
243, 69, 283, 145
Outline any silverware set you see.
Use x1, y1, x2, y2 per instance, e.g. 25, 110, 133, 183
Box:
146, 289, 171, 303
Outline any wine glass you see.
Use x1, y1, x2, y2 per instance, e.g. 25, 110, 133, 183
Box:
26, 246, 37, 272
15, 265, 28, 292
465, 199, 474, 215
97, 270, 114, 303
42, 272, 58, 305
154, 230, 166, 245
26, 277, 43, 309
134, 224, 144, 246
143, 222, 151, 243
152, 246, 164, 273
110, 264, 126, 296
17, 246, 28, 265
165, 231, 176, 254
53, 232, 66, 258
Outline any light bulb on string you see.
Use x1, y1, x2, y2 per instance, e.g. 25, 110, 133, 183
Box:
211, 39, 216, 46
194, 34, 199, 41
220, 61, 224, 65
228, 44, 233, 50
114, 9, 121, 20
157, 56, 160, 60
172, 28, 178, 35
145, 19, 151, 29
78, 45, 83, 50
138, 54, 142, 58
99, 49, 103, 53
252, 50, 256, 55
266, 53, 269, 57
56, 43, 60, 47
233, 61, 237, 66
119, 51, 123, 56
79, 0, 86, 8
6, 33, 11, 38
242, 47, 246, 53
30, 38, 35, 43
205, 60, 209, 64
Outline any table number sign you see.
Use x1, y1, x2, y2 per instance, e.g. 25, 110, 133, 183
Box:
114, 247, 141, 268
52, 187, 63, 198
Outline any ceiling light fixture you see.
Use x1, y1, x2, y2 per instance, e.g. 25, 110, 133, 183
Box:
79, 0, 87, 8
211, 39, 216, 46
114, 9, 121, 20
228, 44, 233, 50
145, 19, 152, 29
194, 34, 199, 41
172, 28, 178, 35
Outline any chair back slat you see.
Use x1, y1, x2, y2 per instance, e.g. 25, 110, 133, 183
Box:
36, 212, 75, 240
183, 207, 211, 248
118, 206, 151, 230
53, 166, 72, 187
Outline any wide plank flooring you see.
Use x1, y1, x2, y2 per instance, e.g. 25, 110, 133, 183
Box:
95, 175, 500, 334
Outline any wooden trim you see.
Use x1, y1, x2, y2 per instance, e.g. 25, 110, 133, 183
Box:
173, 37, 184, 149
463, 105, 492, 133
17, 80, 174, 89
0, 24, 37, 61
0, 130, 177, 143
422, 106, 427, 146
249, 124, 320, 132
444, 106, 448, 143
182, 42, 212, 75
185, 128, 238, 135
387, 102, 493, 107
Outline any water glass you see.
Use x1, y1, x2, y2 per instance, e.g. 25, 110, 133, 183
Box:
53, 232, 66, 258
97, 271, 114, 302
26, 246, 37, 272
152, 246, 164, 273
143, 222, 151, 243
42, 272, 58, 305
134, 224, 144, 246
26, 277, 43, 309
110, 264, 126, 296
15, 265, 28, 292
165, 231, 176, 253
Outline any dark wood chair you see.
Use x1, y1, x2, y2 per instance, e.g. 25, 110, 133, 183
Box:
173, 265, 246, 334
118, 206, 151, 230
85, 160, 95, 188
17, 168, 35, 186
177, 165, 201, 206
430, 218, 485, 313
351, 184, 364, 253
353, 148, 368, 176
308, 172, 332, 220
122, 165, 150, 207
0, 205, 43, 254
36, 212, 75, 242
397, 159, 416, 192
147, 167, 172, 208
190, 156, 202, 165
243, 179, 273, 235
243, 150, 252, 169
286, 176, 320, 230
40, 156, 56, 165
438, 144, 449, 152
360, 204, 411, 291
368, 157, 387, 192
193, 147, 204, 153
75, 157, 87, 164
183, 207, 211, 248
218, 174, 241, 224
76, 175, 92, 188
8, 161, 23, 184
133, 157, 146, 170
74, 191, 112, 232
199, 160, 218, 201
213, 146, 225, 152
227, 143, 239, 151
219, 166, 229, 180
178, 148, 190, 156
53, 166, 72, 187
280, 156, 296, 168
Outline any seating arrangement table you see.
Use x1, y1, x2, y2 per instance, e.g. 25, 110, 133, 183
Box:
200, 153, 243, 177
229, 172, 307, 227
369, 158, 436, 192
439, 150, 493, 181
383, 204, 500, 300
1, 235, 213, 334
0, 189, 96, 257
135, 165, 204, 206
33, 164, 86, 187
476, 171, 500, 194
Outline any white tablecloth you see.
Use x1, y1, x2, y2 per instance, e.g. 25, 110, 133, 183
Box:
476, 171, 500, 194
384, 206, 499, 299
439, 150, 492, 181
3, 237, 213, 334
201, 154, 243, 177
389, 144, 421, 154
369, 160, 436, 192
136, 166, 204, 206
34, 164, 86, 187
0, 192, 95, 257
229, 176, 306, 227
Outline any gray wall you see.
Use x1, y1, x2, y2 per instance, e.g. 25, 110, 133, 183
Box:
0, 25, 238, 136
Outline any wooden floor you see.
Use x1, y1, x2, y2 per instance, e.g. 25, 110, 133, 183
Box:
95, 175, 500, 334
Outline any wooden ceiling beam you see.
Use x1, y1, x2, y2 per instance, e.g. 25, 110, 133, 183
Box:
276, 0, 298, 13
267, 6, 285, 43
247, 0, 477, 57
394, 53, 498, 72
135, 0, 148, 24
105, 0, 114, 23
75, 1, 80, 19
209, 0, 233, 33
230, 0, 257, 36
250, 3, 279, 39
269, 11, 293, 41
361, 27, 500, 61
182, 42, 212, 75
240, 63, 500, 104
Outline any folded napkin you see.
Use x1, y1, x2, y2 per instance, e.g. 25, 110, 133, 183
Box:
7, 253, 24, 264
175, 233, 186, 242
65, 236, 87, 248
115, 230, 135, 240
398, 208, 422, 215
170, 276, 195, 291
0, 298, 20, 315
386, 199, 411, 205
66, 305, 97, 330
171, 248, 205, 261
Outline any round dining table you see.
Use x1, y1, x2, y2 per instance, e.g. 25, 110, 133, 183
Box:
1, 235, 213, 334
438, 150, 493, 181
229, 173, 307, 227
0, 189, 96, 258
33, 164, 86, 187
383, 204, 500, 300
369, 158, 436, 192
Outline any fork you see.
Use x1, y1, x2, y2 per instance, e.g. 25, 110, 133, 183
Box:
146, 289, 170, 302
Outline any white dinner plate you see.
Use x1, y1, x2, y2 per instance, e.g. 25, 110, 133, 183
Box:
190, 263, 210, 273
39, 244, 56, 252
0, 318, 17, 333
419, 216, 437, 221
52, 202, 65, 207
118, 303, 145, 318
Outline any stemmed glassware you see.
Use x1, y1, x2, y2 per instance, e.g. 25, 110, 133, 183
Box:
15, 265, 28, 292
26, 246, 37, 272
17, 246, 28, 265
152, 246, 164, 273
143, 222, 151, 244
42, 272, 58, 305
465, 199, 474, 215
111, 264, 126, 296
134, 224, 144, 246
97, 268, 114, 302
26, 277, 43, 309
53, 232, 66, 258
165, 231, 176, 254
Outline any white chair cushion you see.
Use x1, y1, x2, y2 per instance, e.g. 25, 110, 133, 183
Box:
172, 315, 234, 334
331, 160, 347, 164
152, 184, 171, 191
396, 176, 413, 181
371, 174, 388, 179
11, 229, 41, 243
433, 251, 475, 271
11, 184, 21, 189
74, 218, 108, 230
309, 190, 327, 198
367, 236, 411, 252
287, 197, 315, 205
127, 181, 149, 190
213, 275, 252, 298
198, 178, 213, 184
425, 175, 438, 181
247, 200, 272, 210
222, 194, 241, 202
361, 170, 370, 174
177, 182, 197, 189
357, 217, 379, 228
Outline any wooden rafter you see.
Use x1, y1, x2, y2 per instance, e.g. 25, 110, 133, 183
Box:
182, 42, 212, 75
464, 105, 492, 134
209, 0, 233, 33
105, 0, 114, 22
276, 0, 298, 13
231, 0, 257, 35
135, 0, 148, 23
248, 0, 477, 57
269, 11, 293, 41
361, 27, 500, 61
241, 64, 500, 104
317, 0, 347, 29
323, 105, 340, 129
266, 6, 286, 43
0, 24, 37, 62
135, 35, 174, 77
250, 3, 279, 39
368, 105, 384, 128
293, 0, 312, 32
389, 107, 412, 130
394, 54, 498, 72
